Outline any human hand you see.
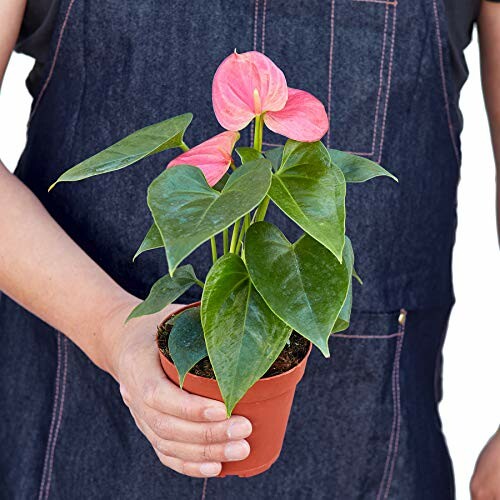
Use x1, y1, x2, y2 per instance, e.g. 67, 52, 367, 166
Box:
470, 427, 500, 499
102, 299, 252, 478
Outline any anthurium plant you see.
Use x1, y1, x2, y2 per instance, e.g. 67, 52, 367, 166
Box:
50, 51, 396, 415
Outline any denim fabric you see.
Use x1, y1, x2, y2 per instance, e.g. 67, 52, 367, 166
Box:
1, 0, 460, 498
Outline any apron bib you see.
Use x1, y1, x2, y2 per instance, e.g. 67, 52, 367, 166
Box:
1, 0, 460, 498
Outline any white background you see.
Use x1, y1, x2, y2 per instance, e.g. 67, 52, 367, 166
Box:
1, 29, 499, 500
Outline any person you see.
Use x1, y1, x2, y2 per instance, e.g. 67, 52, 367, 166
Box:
0, 0, 498, 498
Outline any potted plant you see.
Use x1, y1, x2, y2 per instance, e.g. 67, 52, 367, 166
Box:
49, 50, 397, 477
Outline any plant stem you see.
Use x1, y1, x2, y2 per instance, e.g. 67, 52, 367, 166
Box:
210, 236, 217, 264
229, 161, 237, 172
253, 114, 264, 153
223, 228, 229, 254
229, 218, 241, 253
180, 141, 189, 152
253, 195, 270, 222
194, 278, 205, 289
235, 213, 251, 255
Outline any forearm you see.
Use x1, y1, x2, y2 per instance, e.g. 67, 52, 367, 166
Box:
478, 1, 500, 243
0, 161, 137, 371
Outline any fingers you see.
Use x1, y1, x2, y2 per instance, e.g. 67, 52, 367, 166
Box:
133, 410, 221, 477
154, 452, 222, 479
154, 436, 250, 463
132, 412, 250, 477
133, 410, 250, 464
142, 378, 228, 422
143, 407, 252, 444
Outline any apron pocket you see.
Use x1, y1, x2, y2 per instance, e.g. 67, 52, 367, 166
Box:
258, 0, 398, 163
281, 309, 406, 499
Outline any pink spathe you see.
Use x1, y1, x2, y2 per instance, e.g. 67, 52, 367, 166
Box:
264, 88, 329, 143
212, 51, 329, 142
212, 51, 288, 131
167, 131, 239, 187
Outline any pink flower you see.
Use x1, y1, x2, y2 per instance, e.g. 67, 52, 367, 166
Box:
212, 51, 288, 131
167, 131, 239, 186
264, 88, 329, 142
212, 51, 329, 142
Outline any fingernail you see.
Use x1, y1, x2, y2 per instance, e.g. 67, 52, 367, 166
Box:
227, 420, 252, 439
199, 462, 220, 477
204, 407, 227, 421
224, 441, 250, 461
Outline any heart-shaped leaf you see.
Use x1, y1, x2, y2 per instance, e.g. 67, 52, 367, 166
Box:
269, 140, 346, 261
133, 223, 163, 261
49, 114, 193, 190
126, 265, 199, 321
328, 149, 398, 183
331, 237, 354, 333
168, 306, 207, 387
148, 158, 272, 275
264, 146, 283, 172
236, 147, 263, 164
245, 222, 350, 356
201, 253, 291, 415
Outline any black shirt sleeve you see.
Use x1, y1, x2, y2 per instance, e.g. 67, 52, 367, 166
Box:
14, 0, 60, 97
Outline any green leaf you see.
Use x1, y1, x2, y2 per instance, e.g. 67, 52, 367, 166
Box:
148, 158, 272, 275
212, 173, 230, 192
49, 114, 193, 191
353, 267, 363, 285
133, 223, 163, 261
332, 284, 352, 334
236, 147, 263, 164
268, 140, 346, 261
245, 222, 350, 356
264, 147, 283, 172
331, 237, 355, 334
201, 253, 291, 415
126, 265, 198, 321
328, 149, 398, 183
168, 307, 207, 387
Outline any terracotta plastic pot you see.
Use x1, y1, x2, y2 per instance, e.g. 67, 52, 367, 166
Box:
157, 301, 312, 478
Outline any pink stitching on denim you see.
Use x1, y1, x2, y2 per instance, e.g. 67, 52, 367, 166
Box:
262, 141, 283, 148
432, 0, 460, 164
384, 323, 405, 498
250, 0, 260, 145
261, 0, 268, 53
37, 334, 61, 500
369, 3, 390, 156
376, 339, 398, 500
333, 332, 402, 339
43, 338, 69, 500
253, 0, 260, 51
376, 3, 397, 164
201, 478, 208, 500
353, 0, 398, 5
29, 0, 76, 123
329, 1, 397, 158
326, 0, 335, 147
376, 309, 406, 499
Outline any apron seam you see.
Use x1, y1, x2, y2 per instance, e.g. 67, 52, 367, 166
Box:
327, 0, 335, 147
376, 2, 397, 164
200, 477, 208, 500
334, 332, 402, 339
37, 332, 62, 500
431, 0, 460, 165
42, 336, 69, 500
376, 308, 407, 499
29, 0, 77, 124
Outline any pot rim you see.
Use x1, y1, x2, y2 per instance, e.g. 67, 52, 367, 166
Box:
157, 301, 312, 384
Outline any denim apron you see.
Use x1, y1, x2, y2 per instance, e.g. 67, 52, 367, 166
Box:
0, 0, 461, 498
